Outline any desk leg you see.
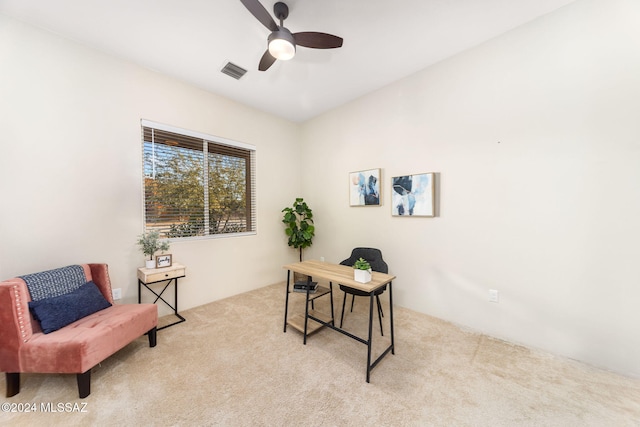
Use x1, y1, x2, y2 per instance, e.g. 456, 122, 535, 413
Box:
389, 281, 395, 355
366, 290, 375, 383
283, 270, 291, 333
329, 282, 334, 325
303, 288, 310, 345
138, 280, 141, 304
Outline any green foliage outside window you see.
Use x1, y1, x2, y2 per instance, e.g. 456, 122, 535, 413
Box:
143, 125, 255, 239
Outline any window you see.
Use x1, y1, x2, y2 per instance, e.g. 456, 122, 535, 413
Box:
141, 120, 256, 239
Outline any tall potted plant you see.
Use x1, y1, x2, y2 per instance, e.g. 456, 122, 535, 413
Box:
282, 198, 315, 262
137, 231, 170, 268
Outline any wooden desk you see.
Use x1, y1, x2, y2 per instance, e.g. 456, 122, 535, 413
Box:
283, 260, 396, 382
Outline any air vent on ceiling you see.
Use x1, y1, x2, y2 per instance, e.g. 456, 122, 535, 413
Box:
221, 62, 247, 80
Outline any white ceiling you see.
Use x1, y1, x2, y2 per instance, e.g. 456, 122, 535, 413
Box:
0, 0, 577, 122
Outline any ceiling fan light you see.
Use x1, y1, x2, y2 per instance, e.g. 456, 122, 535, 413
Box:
269, 39, 295, 60
268, 29, 296, 61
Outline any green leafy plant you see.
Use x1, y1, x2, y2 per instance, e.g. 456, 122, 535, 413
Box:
282, 198, 315, 262
137, 231, 170, 260
353, 257, 371, 271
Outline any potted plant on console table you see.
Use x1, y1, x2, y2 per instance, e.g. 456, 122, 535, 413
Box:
137, 231, 170, 269
353, 257, 372, 283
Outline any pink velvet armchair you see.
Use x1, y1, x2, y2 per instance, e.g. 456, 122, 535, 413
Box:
0, 263, 158, 398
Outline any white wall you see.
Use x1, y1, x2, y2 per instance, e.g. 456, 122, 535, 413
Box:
1, 0, 639, 377
0, 14, 302, 311
301, 0, 640, 376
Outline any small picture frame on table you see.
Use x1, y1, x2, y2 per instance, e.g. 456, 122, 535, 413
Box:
156, 254, 172, 268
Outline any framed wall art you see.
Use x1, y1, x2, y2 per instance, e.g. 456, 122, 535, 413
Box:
349, 168, 381, 207
391, 173, 435, 217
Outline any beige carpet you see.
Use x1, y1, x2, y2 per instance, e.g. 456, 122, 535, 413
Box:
2, 282, 640, 426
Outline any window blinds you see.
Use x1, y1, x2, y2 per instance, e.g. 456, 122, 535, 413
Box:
141, 120, 256, 239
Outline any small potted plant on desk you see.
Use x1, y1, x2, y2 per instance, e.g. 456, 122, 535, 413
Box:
137, 231, 170, 269
353, 257, 372, 283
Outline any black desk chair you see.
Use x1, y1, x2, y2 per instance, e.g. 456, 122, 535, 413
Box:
339, 247, 388, 335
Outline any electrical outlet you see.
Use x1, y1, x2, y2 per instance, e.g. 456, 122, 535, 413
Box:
112, 288, 122, 300
320, 256, 325, 262
488, 289, 499, 303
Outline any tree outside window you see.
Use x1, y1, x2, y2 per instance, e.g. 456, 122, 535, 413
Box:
142, 124, 256, 239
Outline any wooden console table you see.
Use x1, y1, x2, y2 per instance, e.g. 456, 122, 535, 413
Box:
283, 260, 396, 382
137, 263, 186, 330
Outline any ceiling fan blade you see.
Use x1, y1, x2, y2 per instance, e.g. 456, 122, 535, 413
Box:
293, 32, 343, 49
258, 50, 277, 71
240, 0, 278, 32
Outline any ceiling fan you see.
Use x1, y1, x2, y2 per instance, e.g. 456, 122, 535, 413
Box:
240, 0, 344, 71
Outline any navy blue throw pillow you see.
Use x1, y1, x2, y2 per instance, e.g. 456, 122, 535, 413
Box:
28, 281, 112, 334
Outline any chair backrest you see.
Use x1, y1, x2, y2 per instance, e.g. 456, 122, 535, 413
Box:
339, 247, 388, 274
